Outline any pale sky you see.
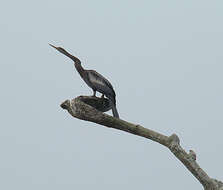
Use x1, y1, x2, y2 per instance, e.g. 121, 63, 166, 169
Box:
0, 0, 222, 189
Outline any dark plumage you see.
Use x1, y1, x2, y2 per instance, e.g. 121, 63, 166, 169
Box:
49, 44, 119, 118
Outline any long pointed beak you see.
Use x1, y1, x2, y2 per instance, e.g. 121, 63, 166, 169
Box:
49, 43, 58, 50
49, 43, 74, 61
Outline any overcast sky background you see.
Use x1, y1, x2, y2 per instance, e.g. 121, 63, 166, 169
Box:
0, 0, 222, 189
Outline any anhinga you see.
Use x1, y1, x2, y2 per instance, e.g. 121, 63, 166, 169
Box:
49, 44, 119, 118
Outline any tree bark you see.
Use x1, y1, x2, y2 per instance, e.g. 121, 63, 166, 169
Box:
60, 96, 223, 190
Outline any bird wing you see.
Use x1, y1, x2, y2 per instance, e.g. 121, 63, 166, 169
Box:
87, 70, 114, 90
87, 70, 116, 101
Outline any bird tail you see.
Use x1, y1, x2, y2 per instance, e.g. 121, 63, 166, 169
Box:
111, 104, 119, 118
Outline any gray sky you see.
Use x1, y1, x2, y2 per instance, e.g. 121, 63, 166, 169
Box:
0, 0, 222, 189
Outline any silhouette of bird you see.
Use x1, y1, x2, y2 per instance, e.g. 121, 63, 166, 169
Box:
49, 44, 119, 118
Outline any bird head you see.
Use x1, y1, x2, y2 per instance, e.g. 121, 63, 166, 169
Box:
49, 43, 81, 64
49, 44, 67, 54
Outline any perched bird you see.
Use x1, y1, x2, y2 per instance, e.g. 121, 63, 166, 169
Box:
49, 44, 119, 118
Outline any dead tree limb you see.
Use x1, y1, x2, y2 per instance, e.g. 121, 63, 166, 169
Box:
60, 96, 223, 190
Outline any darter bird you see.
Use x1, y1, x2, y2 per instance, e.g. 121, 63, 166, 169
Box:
49, 44, 119, 118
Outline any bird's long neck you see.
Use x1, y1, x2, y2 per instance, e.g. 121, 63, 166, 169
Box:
56, 48, 85, 76
74, 62, 85, 78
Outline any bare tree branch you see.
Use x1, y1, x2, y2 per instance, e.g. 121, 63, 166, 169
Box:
60, 96, 223, 190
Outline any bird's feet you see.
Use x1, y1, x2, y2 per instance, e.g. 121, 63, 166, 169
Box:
92, 90, 96, 97
101, 94, 105, 99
